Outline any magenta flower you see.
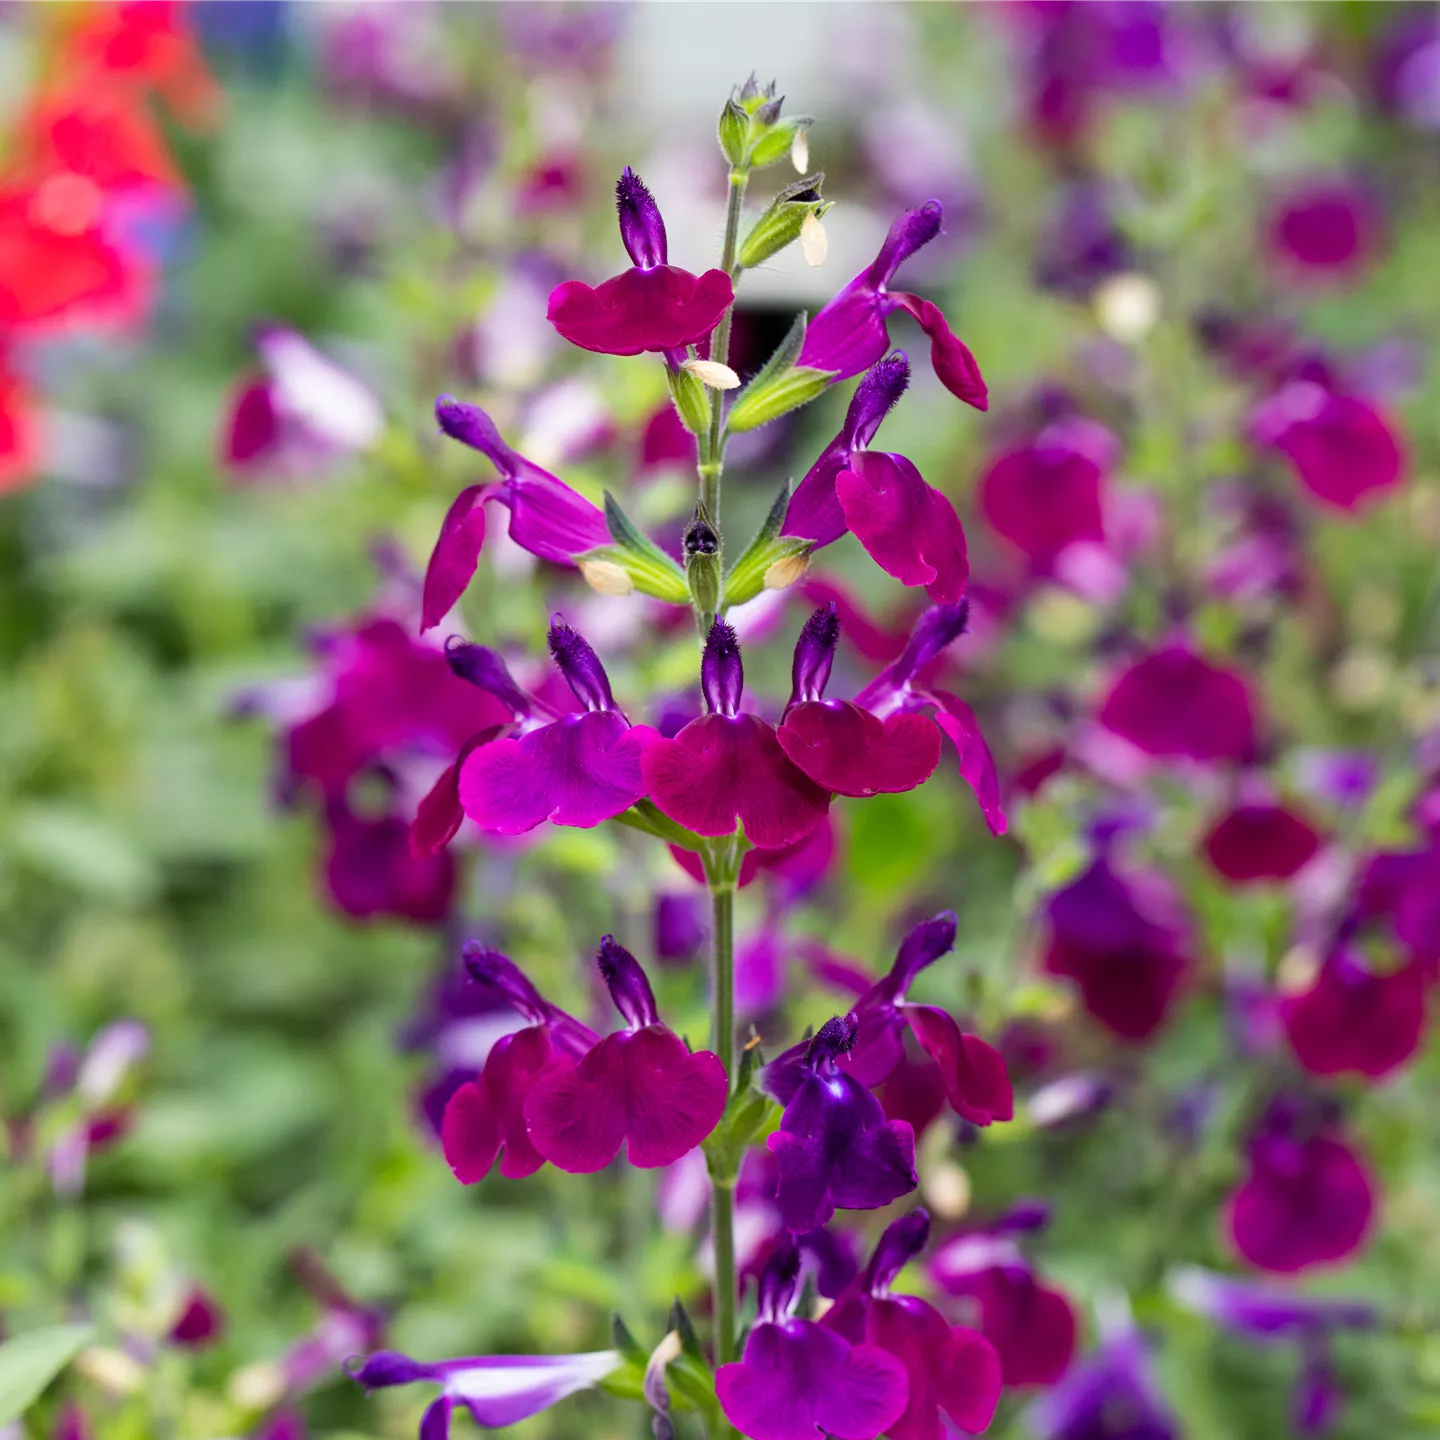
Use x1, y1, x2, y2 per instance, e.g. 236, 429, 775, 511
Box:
1249, 376, 1405, 513
978, 414, 1118, 572
930, 1214, 1079, 1388
1227, 1098, 1376, 1274
547, 168, 732, 356
831, 912, 1013, 1128
762, 1014, 917, 1233
715, 1242, 910, 1440
842, 602, 1007, 835
1203, 797, 1322, 884
782, 355, 969, 603
456, 620, 646, 834
638, 620, 831, 849
1279, 948, 1429, 1081
353, 1346, 622, 1439
822, 1212, 1002, 1440
440, 945, 598, 1183
776, 603, 942, 798
1029, 1329, 1177, 1440
324, 795, 455, 924
422, 398, 610, 630
796, 202, 986, 409
1043, 858, 1192, 1042
1098, 642, 1257, 765
1264, 179, 1381, 284
169, 1287, 225, 1349
524, 936, 727, 1172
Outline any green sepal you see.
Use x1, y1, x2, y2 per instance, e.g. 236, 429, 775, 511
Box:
723, 479, 813, 607
736, 175, 827, 270
727, 366, 836, 434
665, 360, 711, 435
670, 1299, 708, 1365
718, 99, 749, 166
750, 115, 814, 169
613, 801, 708, 852
575, 492, 688, 603
611, 1314, 648, 1367
702, 1080, 781, 1184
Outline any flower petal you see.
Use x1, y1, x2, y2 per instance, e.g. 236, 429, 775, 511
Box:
796, 273, 890, 382
441, 1024, 556, 1182
888, 292, 987, 410
422, 484, 489, 632
929, 691, 1007, 836
777, 700, 941, 797
1203, 801, 1321, 884
903, 1006, 1013, 1126
547, 265, 733, 355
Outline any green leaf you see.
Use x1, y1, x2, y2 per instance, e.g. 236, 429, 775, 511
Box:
726, 366, 835, 434
573, 493, 689, 603
0, 1323, 94, 1424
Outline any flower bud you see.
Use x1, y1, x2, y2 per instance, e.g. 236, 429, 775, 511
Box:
737, 175, 827, 270
682, 358, 740, 389
684, 506, 722, 617
800, 209, 828, 267
718, 98, 749, 167
665, 361, 711, 435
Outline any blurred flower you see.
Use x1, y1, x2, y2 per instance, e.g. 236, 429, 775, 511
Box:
169, 1286, 226, 1348
317, 1, 464, 117
1204, 484, 1305, 603
1203, 793, 1323, 885
1028, 1326, 1177, 1440
1034, 180, 1134, 299
1371, 13, 1440, 129
654, 891, 708, 964
1264, 179, 1383, 285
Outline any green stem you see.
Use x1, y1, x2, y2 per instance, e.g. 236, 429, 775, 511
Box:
712, 1177, 738, 1368
712, 882, 736, 1092
709, 873, 738, 1376
701, 168, 750, 521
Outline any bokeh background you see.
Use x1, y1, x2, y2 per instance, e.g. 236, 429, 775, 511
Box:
4, 3, 1440, 1439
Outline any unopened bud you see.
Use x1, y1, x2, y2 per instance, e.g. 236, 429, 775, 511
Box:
764, 551, 810, 590
579, 559, 635, 596
684, 508, 722, 615
800, 210, 827, 267
791, 126, 810, 174
682, 358, 741, 390
1094, 273, 1160, 344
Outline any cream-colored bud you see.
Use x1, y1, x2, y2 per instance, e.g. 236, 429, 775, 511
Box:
921, 1161, 972, 1221
1331, 648, 1392, 712
77, 1347, 146, 1396
579, 559, 634, 596
800, 210, 828, 268
791, 127, 809, 174
681, 358, 741, 390
1094, 273, 1160, 344
229, 1360, 286, 1412
764, 553, 811, 590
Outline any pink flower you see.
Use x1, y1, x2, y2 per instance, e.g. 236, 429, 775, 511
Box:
1204, 799, 1322, 884
1265, 179, 1382, 284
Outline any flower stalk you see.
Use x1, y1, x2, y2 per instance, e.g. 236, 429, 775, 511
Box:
700, 165, 750, 521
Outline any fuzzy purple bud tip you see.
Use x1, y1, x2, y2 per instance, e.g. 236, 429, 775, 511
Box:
462, 943, 549, 1024
597, 935, 660, 1029
616, 167, 668, 270
863, 1209, 931, 1294
445, 637, 533, 717
844, 352, 911, 451
806, 1012, 860, 1068
791, 604, 840, 704
702, 618, 744, 716
548, 619, 615, 712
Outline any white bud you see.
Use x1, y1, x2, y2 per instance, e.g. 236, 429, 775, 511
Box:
791, 126, 809, 174
800, 210, 828, 268
76, 1348, 145, 1396
1093, 273, 1160, 344
681, 358, 741, 390
579, 559, 634, 596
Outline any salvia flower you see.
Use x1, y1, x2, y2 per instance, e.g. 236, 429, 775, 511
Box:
835, 912, 1012, 1127
524, 936, 728, 1172
456, 620, 647, 834
761, 1013, 918, 1233
440, 945, 599, 1182
1227, 1097, 1376, 1274
324, 792, 455, 923
850, 602, 1007, 835
715, 1241, 910, 1440
423, 398, 609, 630
796, 201, 987, 409
1097, 641, 1257, 765
352, 1347, 622, 1438
547, 168, 733, 355
1204, 794, 1323, 884
638, 620, 831, 849
1043, 857, 1193, 1042
823, 1211, 1003, 1440
782, 354, 970, 603
1028, 1328, 1178, 1440
1264, 178, 1382, 285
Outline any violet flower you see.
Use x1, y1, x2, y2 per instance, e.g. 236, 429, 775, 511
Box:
1203, 796, 1322, 884
456, 620, 646, 834
523, 936, 728, 1172
761, 1014, 918, 1233
1279, 947, 1428, 1081
1028, 1328, 1177, 1440
440, 945, 599, 1182
324, 792, 455, 923
781, 353, 969, 604
353, 1346, 622, 1438
829, 911, 1013, 1128
1264, 178, 1382, 285
1227, 1097, 1376, 1274
1043, 857, 1193, 1042
848, 602, 1007, 835
1098, 641, 1257, 765
796, 202, 987, 409
823, 1211, 1003, 1440
638, 620, 831, 849
1249, 371, 1406, 514
422, 398, 610, 630
715, 1242, 910, 1440
547, 168, 733, 356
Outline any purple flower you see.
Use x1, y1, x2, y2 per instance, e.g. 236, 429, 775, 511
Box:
638, 620, 831, 849
423, 398, 610, 630
353, 1346, 622, 1437
715, 1243, 910, 1440
653, 891, 707, 963
823, 1211, 1002, 1440
456, 620, 646, 834
1033, 181, 1135, 298
762, 1014, 917, 1232
850, 602, 1007, 835
324, 793, 455, 923
782, 353, 969, 605
440, 945, 598, 1183
1264, 178, 1382, 284
797, 205, 987, 409
1029, 1329, 1177, 1440
1227, 1098, 1376, 1274
1203, 798, 1322, 884
523, 937, 727, 1172
1097, 641, 1258, 765
170, 1287, 225, 1348
547, 169, 733, 356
